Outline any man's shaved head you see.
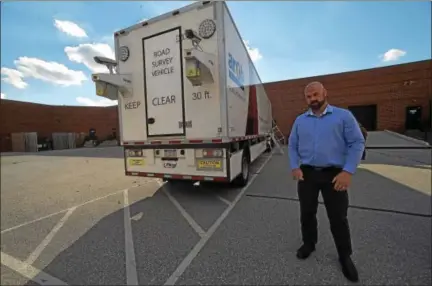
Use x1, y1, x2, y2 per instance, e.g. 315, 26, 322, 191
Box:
304, 81, 327, 112
304, 81, 325, 94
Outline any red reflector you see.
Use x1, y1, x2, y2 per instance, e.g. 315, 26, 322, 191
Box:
151, 141, 162, 144
212, 139, 223, 143
136, 141, 145, 145
169, 140, 182, 144
189, 140, 203, 143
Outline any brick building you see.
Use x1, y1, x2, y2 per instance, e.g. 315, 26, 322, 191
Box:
265, 59, 431, 137
0, 59, 430, 152
0, 100, 119, 152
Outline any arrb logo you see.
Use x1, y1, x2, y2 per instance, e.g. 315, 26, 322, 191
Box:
228, 53, 244, 90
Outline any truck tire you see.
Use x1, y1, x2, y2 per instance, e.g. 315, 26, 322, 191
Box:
265, 140, 272, 152
233, 150, 250, 187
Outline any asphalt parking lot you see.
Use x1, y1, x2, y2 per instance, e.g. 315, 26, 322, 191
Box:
1, 132, 431, 286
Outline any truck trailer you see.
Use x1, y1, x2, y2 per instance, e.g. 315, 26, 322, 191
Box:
92, 0, 274, 186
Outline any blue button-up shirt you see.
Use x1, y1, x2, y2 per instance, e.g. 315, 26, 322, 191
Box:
288, 105, 365, 174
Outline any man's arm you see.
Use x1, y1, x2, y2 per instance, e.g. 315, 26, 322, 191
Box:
288, 118, 300, 170
342, 112, 365, 174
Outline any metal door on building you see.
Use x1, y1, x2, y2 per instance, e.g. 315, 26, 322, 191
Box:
429, 100, 432, 129
405, 106, 422, 130
348, 104, 377, 131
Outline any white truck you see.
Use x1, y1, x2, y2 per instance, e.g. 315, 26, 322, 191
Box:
92, 0, 273, 186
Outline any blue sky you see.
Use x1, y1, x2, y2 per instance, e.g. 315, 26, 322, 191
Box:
1, 1, 430, 106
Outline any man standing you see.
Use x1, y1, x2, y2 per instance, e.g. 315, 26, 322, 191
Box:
288, 81, 365, 282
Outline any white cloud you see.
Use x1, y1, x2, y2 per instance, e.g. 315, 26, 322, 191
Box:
16, 57, 87, 86
243, 40, 263, 62
76, 96, 118, 107
65, 43, 115, 73
1, 57, 87, 89
100, 35, 115, 47
54, 19, 88, 38
1, 67, 28, 89
1, 93, 6, 99
380, 48, 407, 62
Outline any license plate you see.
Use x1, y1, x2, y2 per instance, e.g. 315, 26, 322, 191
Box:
128, 158, 145, 166
197, 159, 222, 170
164, 149, 177, 157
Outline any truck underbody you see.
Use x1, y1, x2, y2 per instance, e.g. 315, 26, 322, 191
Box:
124, 135, 270, 186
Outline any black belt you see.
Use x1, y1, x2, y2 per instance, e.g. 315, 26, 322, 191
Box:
300, 165, 342, 171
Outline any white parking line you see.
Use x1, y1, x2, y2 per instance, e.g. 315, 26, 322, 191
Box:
1, 252, 68, 285
1, 210, 69, 235
160, 182, 206, 238
25, 207, 76, 265
1, 188, 129, 235
123, 189, 139, 286
216, 195, 232, 206
164, 154, 273, 285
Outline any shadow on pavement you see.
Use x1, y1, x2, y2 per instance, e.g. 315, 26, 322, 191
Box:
16, 178, 241, 286
174, 150, 431, 285
17, 182, 185, 285
247, 149, 431, 216
3, 149, 428, 285
365, 149, 431, 168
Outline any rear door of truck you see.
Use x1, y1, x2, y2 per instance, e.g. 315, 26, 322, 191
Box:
116, 1, 222, 142
143, 27, 186, 138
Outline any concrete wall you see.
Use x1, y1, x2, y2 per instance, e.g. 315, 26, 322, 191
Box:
0, 100, 119, 152
265, 59, 431, 138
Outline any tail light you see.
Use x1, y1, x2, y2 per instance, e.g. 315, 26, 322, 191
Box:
126, 149, 143, 157
202, 149, 223, 158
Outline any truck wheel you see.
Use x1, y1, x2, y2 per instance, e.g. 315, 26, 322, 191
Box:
233, 151, 250, 187
265, 141, 272, 152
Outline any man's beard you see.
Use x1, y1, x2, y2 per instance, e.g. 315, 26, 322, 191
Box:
308, 100, 325, 110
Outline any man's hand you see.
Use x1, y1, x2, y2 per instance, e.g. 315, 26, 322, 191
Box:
332, 171, 352, 191
292, 168, 304, 181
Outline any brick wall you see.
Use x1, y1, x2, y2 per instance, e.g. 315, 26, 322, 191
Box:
264, 59, 432, 138
0, 60, 430, 152
0, 100, 119, 152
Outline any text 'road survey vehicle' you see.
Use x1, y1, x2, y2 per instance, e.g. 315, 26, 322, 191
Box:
91, 1, 274, 186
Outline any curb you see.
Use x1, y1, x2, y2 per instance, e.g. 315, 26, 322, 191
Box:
384, 130, 431, 146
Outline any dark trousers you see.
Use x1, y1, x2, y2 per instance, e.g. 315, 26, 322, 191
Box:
298, 165, 353, 257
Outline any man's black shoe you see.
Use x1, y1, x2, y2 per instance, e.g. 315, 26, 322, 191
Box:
296, 244, 315, 259
339, 256, 359, 282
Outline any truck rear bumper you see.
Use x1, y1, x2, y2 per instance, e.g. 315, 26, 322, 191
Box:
125, 171, 229, 182
123, 137, 268, 182
124, 144, 230, 182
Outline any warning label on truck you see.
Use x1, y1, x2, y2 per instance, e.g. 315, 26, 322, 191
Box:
143, 27, 185, 137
